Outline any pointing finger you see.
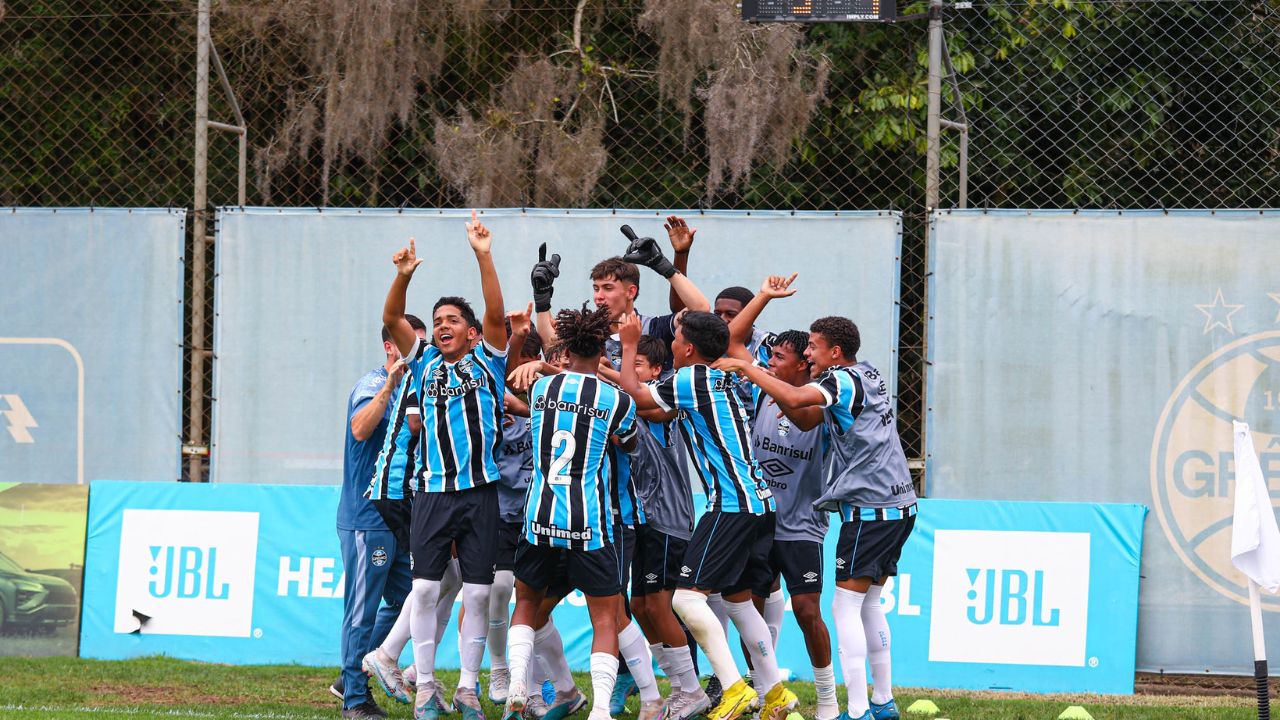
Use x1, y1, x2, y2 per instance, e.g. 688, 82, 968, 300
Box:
538, 242, 547, 263
785, 272, 798, 286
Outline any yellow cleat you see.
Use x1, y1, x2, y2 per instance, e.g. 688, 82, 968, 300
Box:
706, 680, 758, 720
760, 683, 798, 720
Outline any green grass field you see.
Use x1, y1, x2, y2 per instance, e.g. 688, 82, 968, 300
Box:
0, 657, 1258, 720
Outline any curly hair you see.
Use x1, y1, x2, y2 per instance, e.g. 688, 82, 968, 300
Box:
554, 303, 614, 359
773, 329, 809, 360
809, 316, 860, 361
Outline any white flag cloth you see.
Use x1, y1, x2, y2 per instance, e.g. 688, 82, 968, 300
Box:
1231, 420, 1280, 593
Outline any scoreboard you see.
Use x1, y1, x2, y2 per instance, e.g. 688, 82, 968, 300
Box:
742, 0, 897, 22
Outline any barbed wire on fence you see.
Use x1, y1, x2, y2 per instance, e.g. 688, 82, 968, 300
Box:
2, 0, 1278, 483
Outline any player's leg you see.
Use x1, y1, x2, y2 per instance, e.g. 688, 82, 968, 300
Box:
863, 515, 914, 720
487, 520, 520, 703
762, 585, 786, 650
539, 555, 588, 720
364, 529, 414, 704
775, 540, 836, 720
611, 525, 660, 717
408, 492, 460, 717
574, 544, 626, 720
339, 528, 395, 712
722, 514, 794, 719
640, 531, 706, 716
672, 511, 763, 720
453, 484, 500, 719
503, 539, 553, 720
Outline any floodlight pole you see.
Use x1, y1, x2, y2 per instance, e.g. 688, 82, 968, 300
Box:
189, 0, 211, 483
925, 0, 942, 212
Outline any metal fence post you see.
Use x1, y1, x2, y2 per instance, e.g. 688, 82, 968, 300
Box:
188, 0, 210, 483
918, 0, 944, 494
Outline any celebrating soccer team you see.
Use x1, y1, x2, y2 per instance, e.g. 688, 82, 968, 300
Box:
335, 211, 917, 720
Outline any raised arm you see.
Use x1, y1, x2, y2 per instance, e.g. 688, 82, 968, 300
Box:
530, 242, 562, 348
622, 223, 709, 313
666, 215, 695, 312
617, 313, 662, 411
714, 356, 826, 430
466, 210, 507, 350
728, 273, 798, 349
505, 301, 533, 376
504, 392, 531, 418
383, 238, 424, 357
351, 361, 406, 441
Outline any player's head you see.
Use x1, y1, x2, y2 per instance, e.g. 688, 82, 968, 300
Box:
591, 257, 641, 319
634, 335, 668, 383
806, 316, 860, 375
714, 286, 755, 325
671, 311, 728, 367
432, 296, 480, 358
768, 330, 811, 386
382, 314, 427, 359
554, 303, 613, 363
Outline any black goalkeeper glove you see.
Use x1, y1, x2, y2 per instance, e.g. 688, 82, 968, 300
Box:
531, 242, 561, 313
620, 225, 677, 279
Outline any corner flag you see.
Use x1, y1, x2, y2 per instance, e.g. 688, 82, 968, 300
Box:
1231, 420, 1280, 592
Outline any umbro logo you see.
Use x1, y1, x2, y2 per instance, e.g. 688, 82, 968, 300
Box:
646, 573, 659, 582
680, 566, 692, 576
759, 459, 794, 478
835, 558, 846, 568
803, 571, 818, 582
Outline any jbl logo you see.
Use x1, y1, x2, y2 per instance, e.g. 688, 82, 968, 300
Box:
964, 568, 1060, 627
148, 546, 231, 600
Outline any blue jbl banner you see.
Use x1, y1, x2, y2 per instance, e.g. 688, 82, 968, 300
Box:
81, 481, 1144, 694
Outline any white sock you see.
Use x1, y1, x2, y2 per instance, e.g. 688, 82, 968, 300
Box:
381, 591, 414, 659
650, 644, 679, 691
535, 619, 576, 693
764, 589, 786, 650
666, 643, 700, 695
833, 587, 869, 717
619, 621, 660, 702
507, 624, 535, 698
726, 599, 780, 692
863, 585, 893, 705
435, 559, 462, 646
672, 589, 741, 688
589, 652, 619, 718
529, 652, 549, 688
707, 593, 731, 637
813, 664, 839, 720
489, 570, 515, 670
458, 582, 491, 689
410, 578, 442, 687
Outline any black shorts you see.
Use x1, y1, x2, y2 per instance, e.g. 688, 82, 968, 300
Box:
411, 483, 499, 584
835, 515, 916, 582
632, 525, 688, 596
769, 539, 824, 596
372, 497, 411, 551
515, 539, 624, 598
678, 511, 774, 594
496, 520, 522, 572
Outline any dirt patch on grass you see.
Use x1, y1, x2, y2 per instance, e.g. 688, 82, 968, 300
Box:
84, 682, 298, 707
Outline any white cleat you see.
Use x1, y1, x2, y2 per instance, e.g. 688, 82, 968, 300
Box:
489, 667, 511, 705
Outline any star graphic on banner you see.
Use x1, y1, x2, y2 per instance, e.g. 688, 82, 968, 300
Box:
1269, 293, 1280, 323
1195, 289, 1244, 335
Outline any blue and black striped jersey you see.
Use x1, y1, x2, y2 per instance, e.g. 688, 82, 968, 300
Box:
526, 372, 637, 551
365, 373, 420, 501
405, 337, 507, 493
648, 365, 773, 515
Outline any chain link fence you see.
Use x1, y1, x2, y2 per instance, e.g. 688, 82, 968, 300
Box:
2, 0, 1279, 484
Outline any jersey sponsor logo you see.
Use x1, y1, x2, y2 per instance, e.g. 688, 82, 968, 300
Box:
532, 395, 611, 420
1152, 329, 1280, 609
759, 458, 794, 480
889, 482, 913, 496
424, 375, 485, 399
756, 437, 813, 461
503, 439, 533, 456
529, 520, 594, 542
113, 509, 259, 637
928, 529, 1089, 667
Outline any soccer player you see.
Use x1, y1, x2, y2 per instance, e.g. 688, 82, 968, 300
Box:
725, 278, 839, 720
625, 336, 708, 719
383, 211, 508, 720
715, 313, 916, 720
531, 224, 710, 371
502, 304, 638, 720
337, 317, 426, 719
616, 311, 797, 720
